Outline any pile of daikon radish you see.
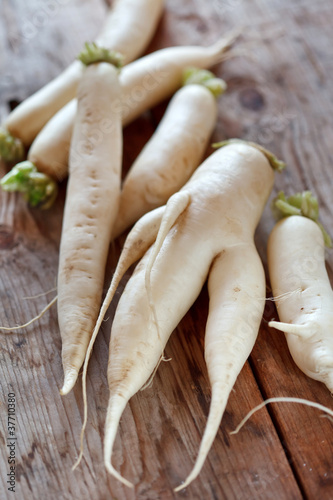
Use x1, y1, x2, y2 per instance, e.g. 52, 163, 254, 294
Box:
1, 0, 333, 492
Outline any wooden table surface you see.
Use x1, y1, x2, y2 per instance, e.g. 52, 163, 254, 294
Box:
1, 0, 333, 499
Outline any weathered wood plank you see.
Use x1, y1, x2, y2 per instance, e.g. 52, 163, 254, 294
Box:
231, 3, 333, 498
245, 1, 333, 490
251, 319, 333, 499
1, 0, 333, 499
0, 230, 301, 499
0, 0, 107, 104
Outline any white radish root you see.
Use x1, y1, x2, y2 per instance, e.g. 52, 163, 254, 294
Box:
112, 69, 224, 238
175, 244, 266, 491
268, 206, 333, 392
74, 206, 166, 469
77, 140, 282, 488
58, 50, 123, 396
27, 31, 238, 181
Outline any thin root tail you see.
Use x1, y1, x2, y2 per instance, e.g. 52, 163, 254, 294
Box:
105, 461, 134, 489
230, 397, 333, 435
174, 387, 227, 491
211, 26, 243, 61
72, 449, 84, 471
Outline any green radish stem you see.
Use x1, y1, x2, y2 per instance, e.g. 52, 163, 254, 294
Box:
213, 139, 286, 172
77, 42, 123, 68
0, 161, 58, 209
1, 44, 122, 209
272, 190, 332, 247
0, 128, 25, 164
182, 67, 227, 97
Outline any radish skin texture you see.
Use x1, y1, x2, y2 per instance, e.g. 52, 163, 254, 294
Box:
268, 215, 333, 392
28, 101, 76, 182
80, 141, 278, 487
27, 34, 237, 180
58, 61, 122, 395
3, 0, 164, 147
95, 0, 164, 63
112, 82, 219, 238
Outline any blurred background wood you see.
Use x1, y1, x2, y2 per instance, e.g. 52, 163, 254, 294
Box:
0, 0, 332, 498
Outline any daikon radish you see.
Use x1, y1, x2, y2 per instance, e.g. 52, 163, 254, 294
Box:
77, 139, 284, 488
112, 67, 226, 238
268, 191, 333, 392
23, 32, 238, 184
57, 45, 123, 396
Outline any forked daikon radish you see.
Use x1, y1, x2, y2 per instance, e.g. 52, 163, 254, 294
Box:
21, 32, 238, 186
268, 191, 333, 392
57, 44, 123, 396
77, 139, 284, 488
0, 0, 164, 156
112, 67, 226, 238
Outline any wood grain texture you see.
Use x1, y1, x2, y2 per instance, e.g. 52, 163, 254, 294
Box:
0, 0, 333, 499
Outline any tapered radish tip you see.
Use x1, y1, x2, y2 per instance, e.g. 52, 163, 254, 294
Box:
174, 470, 200, 492
174, 478, 191, 492
268, 320, 282, 330
60, 369, 79, 395
72, 451, 83, 472
105, 461, 134, 488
